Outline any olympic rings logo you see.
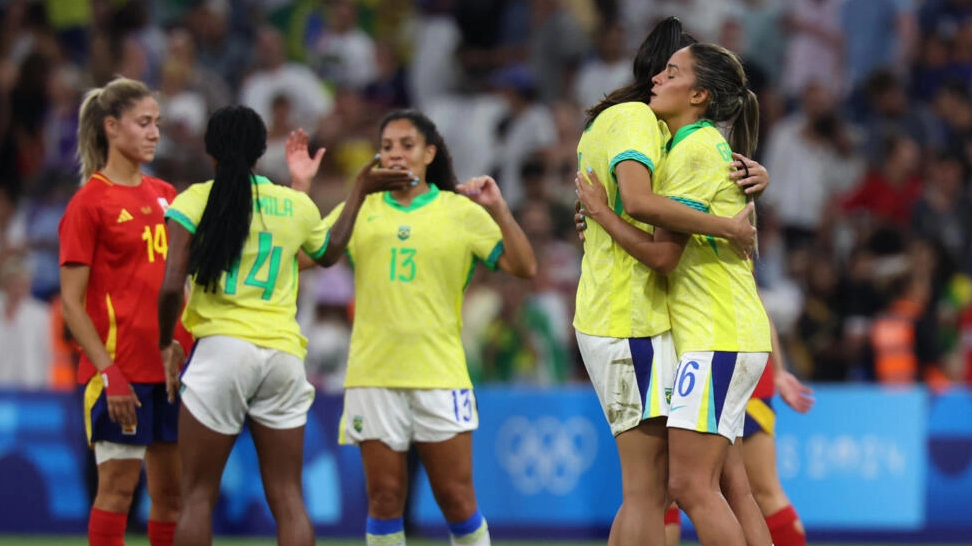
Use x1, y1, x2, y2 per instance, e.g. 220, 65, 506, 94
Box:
495, 415, 598, 495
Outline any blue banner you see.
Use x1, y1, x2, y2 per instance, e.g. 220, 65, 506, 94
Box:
774, 386, 926, 529
0, 385, 970, 539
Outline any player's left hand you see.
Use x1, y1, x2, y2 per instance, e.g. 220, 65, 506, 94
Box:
776, 370, 814, 413
286, 128, 326, 193
161, 341, 186, 403
457, 175, 505, 212
730, 153, 768, 197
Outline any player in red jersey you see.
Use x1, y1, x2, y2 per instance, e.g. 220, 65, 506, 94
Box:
59, 77, 192, 546
663, 319, 815, 546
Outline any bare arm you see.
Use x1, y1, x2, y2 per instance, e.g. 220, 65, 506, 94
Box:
61, 264, 140, 424
767, 312, 815, 413
315, 156, 414, 267
613, 161, 756, 255
457, 176, 537, 279
61, 265, 113, 372
575, 170, 683, 274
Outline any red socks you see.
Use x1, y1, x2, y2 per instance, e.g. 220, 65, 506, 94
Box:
148, 520, 177, 546
664, 505, 682, 526
89, 508, 126, 546
765, 505, 806, 546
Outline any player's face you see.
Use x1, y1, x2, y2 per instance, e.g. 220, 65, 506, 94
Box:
105, 96, 161, 165
649, 47, 701, 120
379, 119, 436, 182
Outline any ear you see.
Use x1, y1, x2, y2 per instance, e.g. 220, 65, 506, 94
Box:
424, 143, 437, 167
103, 116, 119, 140
690, 88, 709, 107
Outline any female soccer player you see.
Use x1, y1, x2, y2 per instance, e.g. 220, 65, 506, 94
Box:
59, 76, 194, 546
155, 105, 412, 546
577, 43, 772, 546
322, 109, 536, 546
573, 17, 768, 546
660, 318, 815, 546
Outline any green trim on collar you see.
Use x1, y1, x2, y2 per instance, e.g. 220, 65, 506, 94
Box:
251, 174, 272, 185
666, 119, 715, 152
383, 183, 440, 211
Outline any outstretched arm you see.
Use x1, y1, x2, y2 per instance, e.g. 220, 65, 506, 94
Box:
315, 156, 414, 267
457, 176, 537, 279
613, 162, 756, 257
575, 170, 684, 274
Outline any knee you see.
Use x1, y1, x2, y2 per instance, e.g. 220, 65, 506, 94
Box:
667, 471, 707, 510
149, 486, 182, 517
432, 481, 478, 522
367, 482, 407, 519
264, 481, 306, 518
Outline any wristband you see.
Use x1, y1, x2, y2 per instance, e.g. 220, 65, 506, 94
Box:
101, 364, 131, 397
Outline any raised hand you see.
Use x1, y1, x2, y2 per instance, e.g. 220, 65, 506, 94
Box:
354, 155, 415, 194
286, 129, 326, 193
456, 175, 506, 213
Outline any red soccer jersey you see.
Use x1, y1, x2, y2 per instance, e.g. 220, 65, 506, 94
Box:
751, 355, 775, 399
59, 172, 184, 384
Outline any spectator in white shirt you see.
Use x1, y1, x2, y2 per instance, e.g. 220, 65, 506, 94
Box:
0, 256, 51, 389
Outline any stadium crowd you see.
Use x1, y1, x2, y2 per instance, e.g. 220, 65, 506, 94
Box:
0, 0, 971, 392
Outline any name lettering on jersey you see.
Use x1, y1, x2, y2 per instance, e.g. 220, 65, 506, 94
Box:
141, 206, 152, 214
397, 225, 411, 241
117, 209, 134, 223
254, 196, 294, 217
157, 197, 170, 211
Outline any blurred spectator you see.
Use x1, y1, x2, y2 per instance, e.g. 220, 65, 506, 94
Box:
156, 58, 207, 158
854, 69, 942, 163
839, 133, 923, 228
780, 0, 846, 102
543, 99, 583, 211
314, 87, 376, 180
41, 62, 81, 173
791, 255, 847, 380
408, 0, 461, 108
840, 0, 918, 90
931, 80, 972, 157
363, 41, 411, 110
256, 94, 297, 185
307, 0, 377, 89
0, 255, 51, 389
185, 0, 252, 90
23, 168, 73, 301
527, 0, 589, 102
738, 0, 787, 86
919, 0, 972, 38
621, 0, 740, 46
303, 262, 354, 393
762, 82, 864, 250
241, 25, 333, 129
165, 27, 232, 115
573, 18, 631, 110
490, 63, 557, 208
911, 150, 972, 270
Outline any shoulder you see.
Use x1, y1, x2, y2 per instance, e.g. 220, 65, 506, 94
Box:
142, 175, 177, 196
601, 102, 657, 123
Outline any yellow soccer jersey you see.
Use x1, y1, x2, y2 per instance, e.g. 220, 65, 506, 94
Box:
573, 102, 671, 339
165, 175, 330, 359
654, 120, 770, 353
325, 185, 503, 389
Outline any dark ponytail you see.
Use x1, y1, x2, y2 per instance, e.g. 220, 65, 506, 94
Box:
379, 109, 457, 192
584, 17, 696, 126
189, 105, 268, 292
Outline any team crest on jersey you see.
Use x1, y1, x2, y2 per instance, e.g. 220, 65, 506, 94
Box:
665, 388, 673, 405
352, 415, 363, 433
157, 197, 170, 211
397, 225, 411, 241
141, 206, 152, 214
